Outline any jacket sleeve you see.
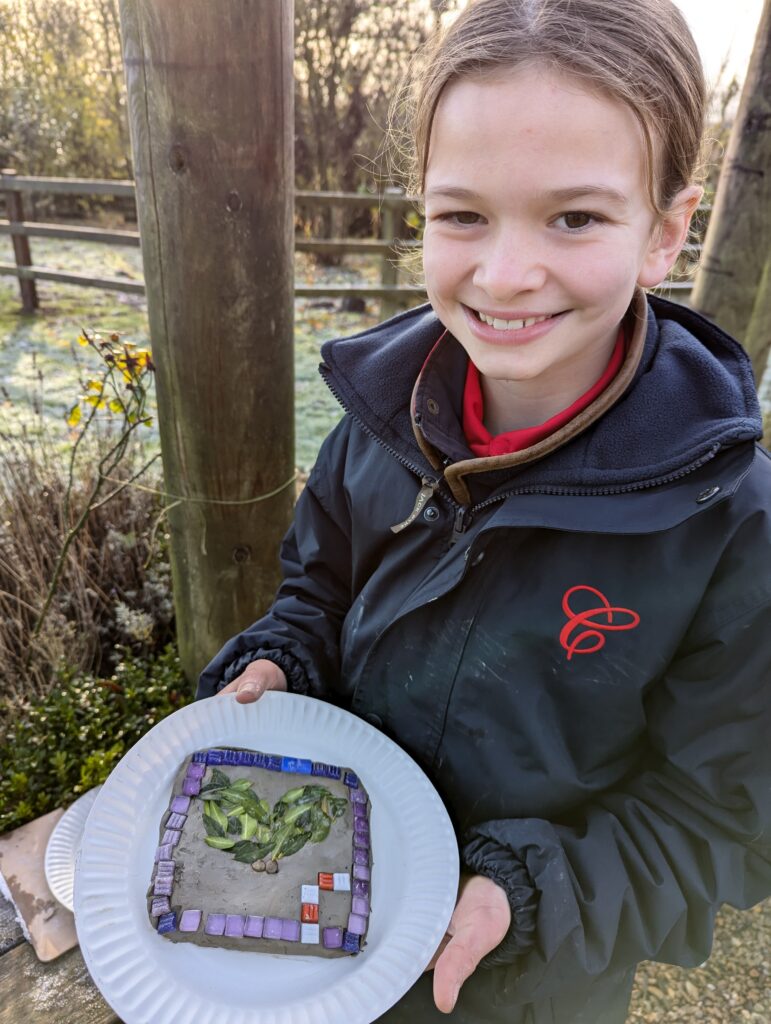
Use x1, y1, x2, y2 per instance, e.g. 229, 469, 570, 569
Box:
462, 530, 771, 1001
197, 420, 354, 700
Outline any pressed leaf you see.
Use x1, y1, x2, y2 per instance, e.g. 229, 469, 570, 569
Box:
228, 816, 241, 835
278, 832, 310, 858
205, 836, 235, 850
202, 813, 226, 838
210, 769, 231, 788
239, 813, 258, 840
231, 841, 262, 863
281, 786, 306, 804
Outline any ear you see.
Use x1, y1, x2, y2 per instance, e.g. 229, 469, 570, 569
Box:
637, 185, 703, 289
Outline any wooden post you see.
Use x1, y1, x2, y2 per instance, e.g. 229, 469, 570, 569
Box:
1, 169, 39, 313
690, 0, 771, 388
118, 0, 295, 684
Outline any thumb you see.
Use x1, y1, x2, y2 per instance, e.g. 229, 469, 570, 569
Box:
432, 924, 487, 1014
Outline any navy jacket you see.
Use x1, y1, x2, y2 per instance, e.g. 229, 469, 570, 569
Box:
199, 294, 771, 1020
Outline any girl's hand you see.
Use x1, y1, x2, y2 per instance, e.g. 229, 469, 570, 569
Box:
216, 659, 288, 703
426, 873, 511, 1014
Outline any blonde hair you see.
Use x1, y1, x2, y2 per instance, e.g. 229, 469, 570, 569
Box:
392, 0, 706, 217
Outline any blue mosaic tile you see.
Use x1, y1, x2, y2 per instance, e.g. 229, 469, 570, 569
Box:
157, 912, 177, 934
265, 755, 282, 771
344, 771, 359, 789
192, 751, 207, 763
342, 929, 361, 953
326, 765, 342, 780
252, 753, 268, 768
206, 750, 225, 765
237, 751, 254, 766
281, 756, 312, 774
311, 762, 328, 776
224, 750, 239, 765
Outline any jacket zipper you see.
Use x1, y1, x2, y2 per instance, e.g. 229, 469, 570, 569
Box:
320, 363, 723, 538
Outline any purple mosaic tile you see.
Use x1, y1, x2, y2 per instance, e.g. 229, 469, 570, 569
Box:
162, 829, 182, 847
157, 912, 176, 934
353, 848, 369, 866
353, 833, 370, 850
179, 909, 202, 932
186, 762, 206, 779
182, 777, 201, 796
344, 771, 359, 788
353, 802, 368, 819
347, 913, 367, 936
170, 795, 191, 815
206, 749, 225, 765
155, 862, 175, 880
352, 879, 370, 898
205, 913, 226, 936
354, 821, 370, 837
350, 788, 367, 804
150, 897, 170, 917
225, 915, 245, 938
353, 863, 371, 881
244, 915, 265, 938
154, 876, 173, 897
166, 812, 187, 830
342, 929, 361, 953
323, 926, 344, 949
281, 918, 301, 942
192, 751, 207, 763
263, 917, 283, 940
281, 756, 312, 774
351, 896, 370, 916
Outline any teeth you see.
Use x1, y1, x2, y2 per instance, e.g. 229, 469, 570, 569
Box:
477, 311, 552, 330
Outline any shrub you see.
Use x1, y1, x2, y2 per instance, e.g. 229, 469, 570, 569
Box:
0, 644, 190, 832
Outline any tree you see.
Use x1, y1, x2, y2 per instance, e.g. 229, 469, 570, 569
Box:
690, 0, 771, 429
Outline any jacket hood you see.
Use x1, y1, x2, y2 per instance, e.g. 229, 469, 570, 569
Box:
319, 294, 762, 491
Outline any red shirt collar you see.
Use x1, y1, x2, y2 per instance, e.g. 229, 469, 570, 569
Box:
462, 329, 626, 457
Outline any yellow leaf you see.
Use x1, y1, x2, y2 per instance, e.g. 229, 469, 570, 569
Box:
86, 379, 103, 392
66, 403, 82, 427
122, 369, 132, 383
142, 417, 154, 428
85, 396, 107, 409
77, 334, 89, 347
108, 399, 123, 413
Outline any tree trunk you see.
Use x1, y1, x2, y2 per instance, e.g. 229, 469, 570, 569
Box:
118, 0, 295, 685
690, 0, 771, 395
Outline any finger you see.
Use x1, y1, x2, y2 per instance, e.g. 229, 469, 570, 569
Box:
432, 924, 492, 1014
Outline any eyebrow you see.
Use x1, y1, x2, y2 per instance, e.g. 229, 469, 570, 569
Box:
425, 184, 629, 207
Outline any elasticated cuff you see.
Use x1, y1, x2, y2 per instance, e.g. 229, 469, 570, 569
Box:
462, 832, 539, 968
216, 648, 311, 696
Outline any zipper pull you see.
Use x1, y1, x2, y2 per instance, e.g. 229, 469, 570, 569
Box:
450, 505, 471, 546
390, 477, 439, 533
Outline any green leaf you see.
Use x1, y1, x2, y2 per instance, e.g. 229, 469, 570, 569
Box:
239, 813, 258, 840
202, 812, 226, 838
208, 801, 229, 831
283, 802, 314, 826
231, 840, 262, 863
210, 768, 231, 788
205, 836, 235, 850
278, 831, 311, 858
309, 808, 331, 843
231, 778, 252, 790
281, 786, 306, 804
228, 816, 241, 834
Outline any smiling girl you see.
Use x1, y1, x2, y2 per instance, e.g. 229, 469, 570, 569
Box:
199, 2, 771, 1022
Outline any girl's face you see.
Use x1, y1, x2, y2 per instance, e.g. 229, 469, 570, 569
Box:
422, 66, 698, 407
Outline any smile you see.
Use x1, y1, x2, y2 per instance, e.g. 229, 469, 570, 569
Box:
472, 309, 556, 331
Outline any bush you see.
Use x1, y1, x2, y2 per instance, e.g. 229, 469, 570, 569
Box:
0, 644, 190, 832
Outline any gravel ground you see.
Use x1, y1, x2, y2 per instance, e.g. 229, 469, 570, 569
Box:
629, 901, 770, 1022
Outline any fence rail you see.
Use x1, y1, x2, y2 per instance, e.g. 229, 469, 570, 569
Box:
0, 170, 699, 314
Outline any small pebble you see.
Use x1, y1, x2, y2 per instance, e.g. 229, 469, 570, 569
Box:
266, 859, 279, 874
251, 859, 266, 872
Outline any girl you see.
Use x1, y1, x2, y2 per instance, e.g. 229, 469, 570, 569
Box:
198, 1, 771, 1021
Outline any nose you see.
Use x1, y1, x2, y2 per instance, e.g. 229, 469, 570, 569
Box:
472, 228, 547, 301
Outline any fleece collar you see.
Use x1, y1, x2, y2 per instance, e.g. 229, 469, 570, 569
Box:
319, 291, 762, 501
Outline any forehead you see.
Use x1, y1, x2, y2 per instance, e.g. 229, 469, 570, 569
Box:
425, 66, 648, 204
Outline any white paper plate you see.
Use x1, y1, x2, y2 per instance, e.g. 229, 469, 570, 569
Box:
75, 692, 459, 1024
44, 785, 102, 911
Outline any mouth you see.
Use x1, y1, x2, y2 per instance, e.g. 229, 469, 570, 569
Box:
468, 307, 563, 331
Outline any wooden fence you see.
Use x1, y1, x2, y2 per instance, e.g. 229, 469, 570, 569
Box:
0, 169, 698, 315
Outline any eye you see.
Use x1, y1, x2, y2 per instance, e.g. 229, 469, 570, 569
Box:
555, 211, 602, 231
435, 210, 482, 226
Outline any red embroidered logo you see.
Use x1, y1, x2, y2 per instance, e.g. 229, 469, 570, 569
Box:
560, 585, 640, 660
